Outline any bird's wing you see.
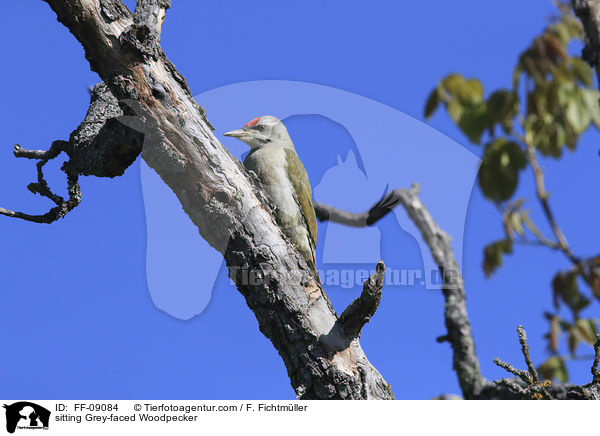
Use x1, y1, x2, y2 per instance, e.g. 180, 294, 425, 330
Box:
285, 149, 317, 249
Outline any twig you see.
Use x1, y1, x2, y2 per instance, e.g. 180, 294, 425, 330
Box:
517, 325, 539, 384
493, 358, 532, 385
493, 325, 552, 399
502, 200, 560, 250
0, 141, 81, 224
525, 142, 577, 263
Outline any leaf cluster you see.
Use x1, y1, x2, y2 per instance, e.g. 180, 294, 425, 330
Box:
425, 7, 600, 382
425, 11, 599, 202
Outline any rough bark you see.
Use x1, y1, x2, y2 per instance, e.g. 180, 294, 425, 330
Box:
338, 261, 385, 340
36, 0, 393, 399
69, 82, 144, 177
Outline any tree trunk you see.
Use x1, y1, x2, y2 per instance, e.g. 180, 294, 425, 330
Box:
41, 0, 394, 399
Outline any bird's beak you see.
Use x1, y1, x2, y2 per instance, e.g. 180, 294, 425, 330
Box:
223, 129, 248, 138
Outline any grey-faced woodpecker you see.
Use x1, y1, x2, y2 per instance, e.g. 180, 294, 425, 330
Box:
224, 116, 317, 267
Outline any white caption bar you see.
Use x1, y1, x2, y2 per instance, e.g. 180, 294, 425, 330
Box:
0, 400, 596, 435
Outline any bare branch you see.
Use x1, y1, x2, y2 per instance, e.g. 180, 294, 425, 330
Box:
338, 261, 385, 339
0, 141, 81, 224
316, 183, 485, 399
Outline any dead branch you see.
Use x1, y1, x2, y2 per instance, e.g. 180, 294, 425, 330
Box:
0, 141, 81, 224
493, 325, 600, 399
316, 183, 485, 398
338, 261, 385, 340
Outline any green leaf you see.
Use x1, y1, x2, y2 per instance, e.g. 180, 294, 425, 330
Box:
440, 74, 483, 106
447, 99, 464, 124
538, 356, 568, 383
573, 319, 598, 345
570, 57, 593, 86
557, 80, 576, 104
552, 22, 571, 45
566, 90, 592, 134
458, 103, 489, 143
424, 88, 440, 119
519, 50, 547, 84
512, 64, 522, 90
482, 239, 513, 277
487, 89, 519, 134
552, 272, 590, 313
466, 79, 484, 103
554, 123, 566, 152
525, 114, 564, 157
564, 121, 578, 150
487, 90, 516, 115
560, 14, 585, 41
478, 139, 527, 202
580, 88, 600, 128
434, 74, 491, 142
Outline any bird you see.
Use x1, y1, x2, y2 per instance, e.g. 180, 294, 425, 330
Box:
224, 115, 317, 267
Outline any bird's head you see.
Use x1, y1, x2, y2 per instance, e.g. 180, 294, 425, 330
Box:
224, 115, 293, 149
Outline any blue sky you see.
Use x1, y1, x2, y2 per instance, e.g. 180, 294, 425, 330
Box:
1, 1, 598, 399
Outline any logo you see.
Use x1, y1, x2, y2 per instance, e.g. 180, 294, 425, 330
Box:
3, 402, 50, 433
132, 80, 479, 319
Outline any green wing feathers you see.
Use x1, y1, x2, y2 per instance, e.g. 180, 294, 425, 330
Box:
284, 149, 317, 250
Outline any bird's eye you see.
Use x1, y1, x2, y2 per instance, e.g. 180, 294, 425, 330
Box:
256, 125, 266, 131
